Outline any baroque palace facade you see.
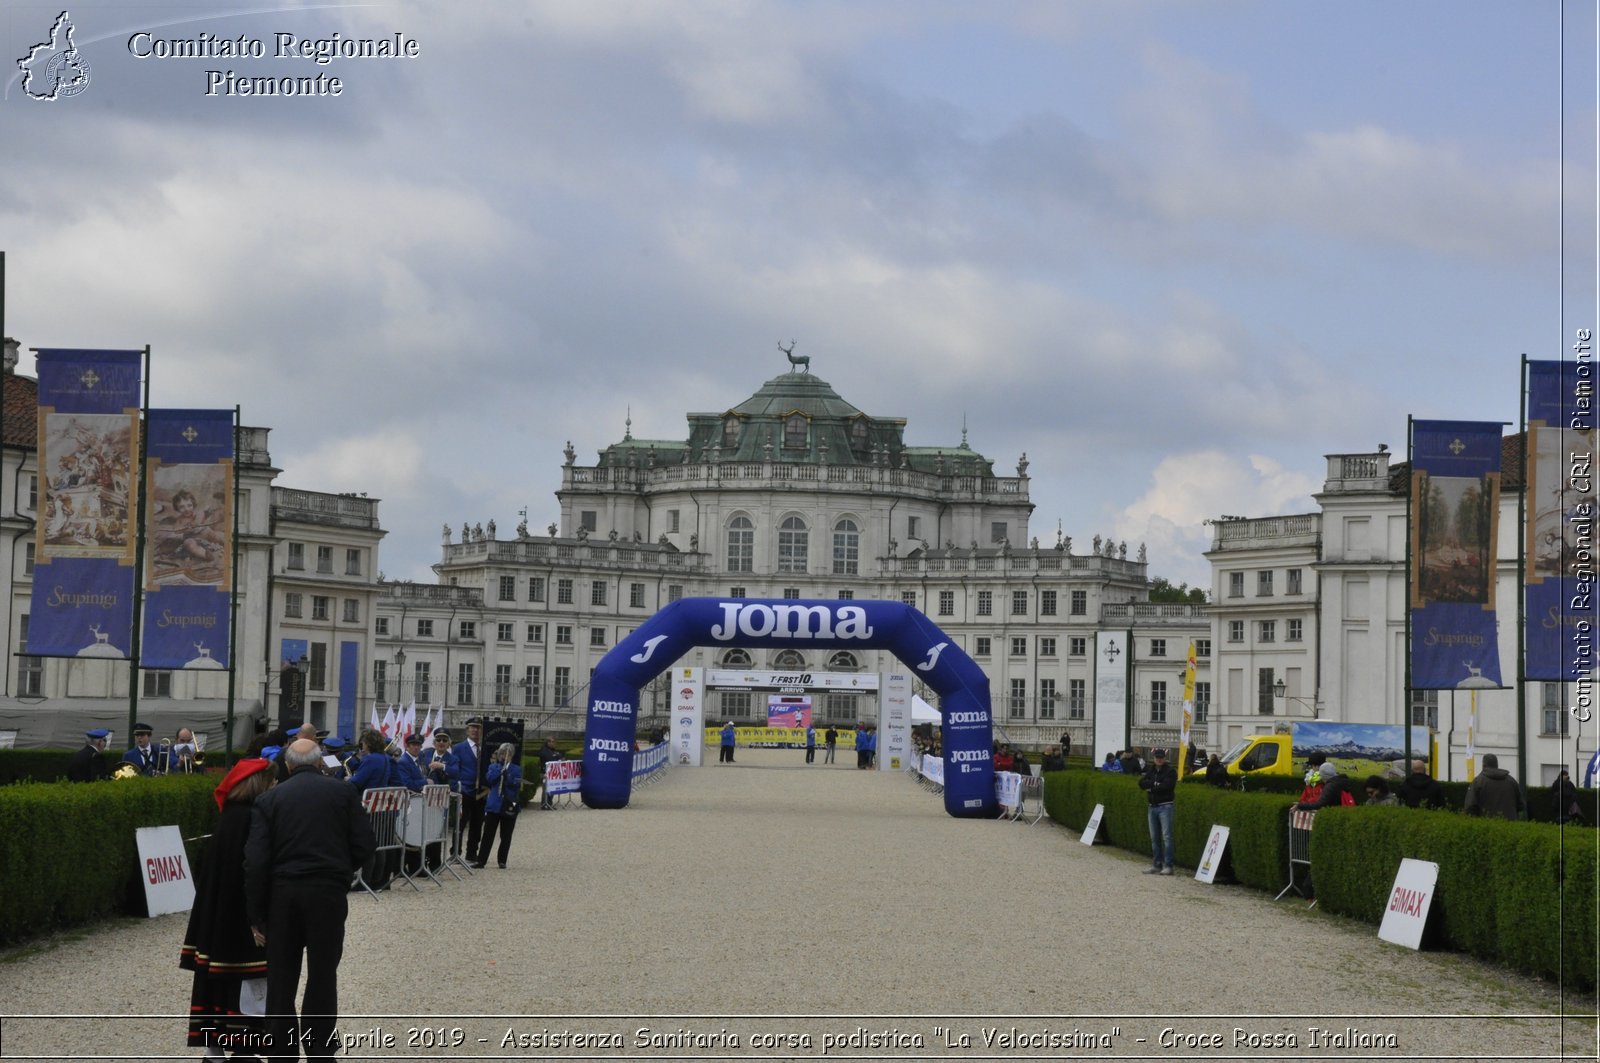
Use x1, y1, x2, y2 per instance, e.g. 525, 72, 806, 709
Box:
376, 366, 1209, 751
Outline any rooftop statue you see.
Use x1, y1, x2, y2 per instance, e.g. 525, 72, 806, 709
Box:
780, 339, 809, 374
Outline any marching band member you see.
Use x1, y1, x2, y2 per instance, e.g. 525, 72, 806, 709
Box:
346, 730, 391, 793
420, 729, 458, 788
67, 728, 112, 782
471, 743, 522, 870
394, 733, 426, 792
121, 722, 158, 776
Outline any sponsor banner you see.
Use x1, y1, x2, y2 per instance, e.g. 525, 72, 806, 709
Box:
135, 824, 194, 917
708, 668, 879, 691
140, 409, 234, 669
543, 758, 583, 796
878, 671, 911, 773
994, 770, 1023, 808
670, 667, 704, 767
28, 349, 142, 659
766, 694, 812, 728
1378, 858, 1440, 951
631, 741, 668, 781
1081, 803, 1106, 846
1525, 361, 1597, 680
1409, 420, 1505, 689
920, 753, 945, 787
1092, 631, 1129, 765
701, 725, 856, 749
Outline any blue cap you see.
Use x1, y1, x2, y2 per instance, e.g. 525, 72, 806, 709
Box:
86, 728, 110, 740
323, 736, 346, 751
260, 745, 283, 761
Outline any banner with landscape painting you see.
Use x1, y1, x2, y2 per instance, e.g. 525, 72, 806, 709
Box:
1409, 419, 1504, 690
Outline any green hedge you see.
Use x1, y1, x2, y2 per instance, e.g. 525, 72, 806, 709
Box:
0, 775, 218, 945
1042, 767, 1596, 989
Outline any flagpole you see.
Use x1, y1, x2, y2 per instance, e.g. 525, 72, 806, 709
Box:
224, 406, 242, 768
126, 345, 151, 744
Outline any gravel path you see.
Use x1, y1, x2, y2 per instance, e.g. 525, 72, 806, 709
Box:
1, 749, 1593, 1061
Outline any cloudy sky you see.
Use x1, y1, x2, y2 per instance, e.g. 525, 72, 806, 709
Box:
3, 1, 1594, 590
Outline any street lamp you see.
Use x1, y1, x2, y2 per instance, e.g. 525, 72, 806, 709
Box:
1271, 679, 1319, 718
394, 648, 406, 702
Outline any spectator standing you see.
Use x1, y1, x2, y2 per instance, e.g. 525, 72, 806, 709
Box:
122, 722, 158, 776
180, 757, 274, 1058
245, 740, 375, 1062
1554, 768, 1585, 824
1040, 746, 1065, 773
1139, 748, 1177, 875
1059, 730, 1072, 761
719, 721, 736, 764
1363, 776, 1399, 806
67, 728, 112, 782
1205, 753, 1230, 788
1463, 753, 1525, 821
1119, 749, 1143, 775
1011, 748, 1032, 777
804, 723, 817, 764
823, 725, 838, 764
1396, 759, 1445, 809
536, 737, 562, 809
472, 743, 523, 869
1294, 761, 1351, 810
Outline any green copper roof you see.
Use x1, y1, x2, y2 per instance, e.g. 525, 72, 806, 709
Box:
728, 372, 863, 420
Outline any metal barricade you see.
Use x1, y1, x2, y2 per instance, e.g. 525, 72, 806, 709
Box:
1275, 809, 1316, 903
402, 785, 453, 888
443, 792, 475, 875
1015, 775, 1046, 825
355, 787, 415, 896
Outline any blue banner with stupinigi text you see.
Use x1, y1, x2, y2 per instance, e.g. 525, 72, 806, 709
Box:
140, 410, 234, 669
27, 350, 142, 659
1525, 361, 1596, 680
1409, 420, 1505, 690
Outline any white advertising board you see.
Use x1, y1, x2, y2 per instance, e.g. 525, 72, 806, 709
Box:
670, 667, 704, 767
1378, 858, 1440, 950
1194, 825, 1231, 884
135, 825, 195, 917
1080, 803, 1106, 846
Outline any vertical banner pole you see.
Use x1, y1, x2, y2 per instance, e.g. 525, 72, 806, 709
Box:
225, 408, 242, 767
1516, 355, 1529, 782
126, 345, 151, 743
1404, 415, 1414, 770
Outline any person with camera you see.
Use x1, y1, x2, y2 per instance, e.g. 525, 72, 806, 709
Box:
1139, 748, 1178, 875
472, 743, 523, 870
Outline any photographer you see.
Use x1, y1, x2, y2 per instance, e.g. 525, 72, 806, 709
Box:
1138, 748, 1177, 875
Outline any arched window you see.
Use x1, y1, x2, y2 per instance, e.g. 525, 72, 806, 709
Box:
784, 413, 808, 450
827, 651, 859, 671
721, 649, 753, 668
777, 516, 808, 573
722, 415, 741, 449
726, 516, 754, 573
850, 416, 870, 448
832, 518, 859, 576
772, 649, 806, 670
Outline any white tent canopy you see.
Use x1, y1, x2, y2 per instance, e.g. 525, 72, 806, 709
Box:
911, 694, 940, 723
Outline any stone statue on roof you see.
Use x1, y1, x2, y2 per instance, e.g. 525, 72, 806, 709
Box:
442, 523, 451, 545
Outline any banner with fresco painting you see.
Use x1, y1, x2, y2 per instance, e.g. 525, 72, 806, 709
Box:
27, 350, 142, 659
1524, 361, 1596, 680
140, 410, 234, 669
1409, 420, 1505, 690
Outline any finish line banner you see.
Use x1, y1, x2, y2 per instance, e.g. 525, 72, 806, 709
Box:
28, 350, 142, 659
1409, 419, 1504, 690
1525, 361, 1597, 680
141, 410, 234, 669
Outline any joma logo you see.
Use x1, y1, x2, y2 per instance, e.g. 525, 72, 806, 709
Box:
709, 602, 874, 641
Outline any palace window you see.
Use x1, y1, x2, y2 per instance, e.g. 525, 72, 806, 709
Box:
1070, 590, 1087, 615
778, 516, 809, 573
784, 413, 808, 449
832, 519, 859, 576
727, 516, 754, 573
1041, 590, 1057, 616
938, 590, 954, 616
976, 591, 992, 616
498, 576, 516, 601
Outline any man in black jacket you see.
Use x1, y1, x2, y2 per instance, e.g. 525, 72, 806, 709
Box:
66, 728, 112, 782
246, 739, 376, 1061
1139, 748, 1178, 875
1396, 758, 1445, 809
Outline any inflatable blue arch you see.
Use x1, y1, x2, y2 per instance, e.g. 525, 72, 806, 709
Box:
581, 597, 996, 818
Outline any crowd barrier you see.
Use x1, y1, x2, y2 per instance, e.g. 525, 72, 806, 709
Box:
631, 742, 669, 787
1275, 809, 1316, 903
402, 785, 456, 887
354, 787, 413, 897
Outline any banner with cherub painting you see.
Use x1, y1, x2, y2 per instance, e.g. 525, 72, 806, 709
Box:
27, 350, 142, 659
1524, 360, 1596, 681
140, 409, 234, 669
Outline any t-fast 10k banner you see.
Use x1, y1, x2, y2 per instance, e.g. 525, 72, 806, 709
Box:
1525, 361, 1596, 680
1409, 420, 1504, 689
141, 410, 234, 669
28, 350, 142, 659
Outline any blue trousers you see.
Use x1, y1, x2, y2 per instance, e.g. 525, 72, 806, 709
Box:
1147, 801, 1175, 869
